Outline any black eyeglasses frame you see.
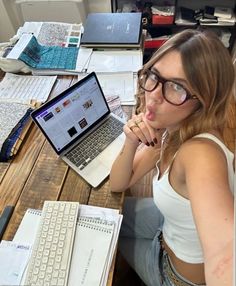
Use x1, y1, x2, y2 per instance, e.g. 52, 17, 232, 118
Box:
138, 68, 198, 106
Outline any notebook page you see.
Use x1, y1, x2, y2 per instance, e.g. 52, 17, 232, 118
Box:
68, 217, 115, 286
13, 209, 42, 245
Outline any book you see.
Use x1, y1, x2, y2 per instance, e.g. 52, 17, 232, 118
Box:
80, 12, 143, 48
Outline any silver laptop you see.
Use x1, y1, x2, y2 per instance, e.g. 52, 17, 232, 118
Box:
31, 72, 125, 187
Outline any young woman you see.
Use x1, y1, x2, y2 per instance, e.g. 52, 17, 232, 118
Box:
110, 29, 235, 286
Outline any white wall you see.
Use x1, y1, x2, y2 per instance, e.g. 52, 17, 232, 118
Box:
0, 0, 111, 42
0, 0, 17, 42
87, 0, 111, 13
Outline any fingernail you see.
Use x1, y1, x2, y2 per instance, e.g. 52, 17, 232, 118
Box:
150, 142, 155, 147
153, 138, 158, 144
146, 142, 150, 146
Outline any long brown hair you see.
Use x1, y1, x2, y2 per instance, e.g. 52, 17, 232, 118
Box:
136, 29, 235, 162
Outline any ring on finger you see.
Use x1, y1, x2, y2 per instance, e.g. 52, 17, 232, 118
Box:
135, 119, 143, 126
128, 123, 136, 128
130, 125, 139, 131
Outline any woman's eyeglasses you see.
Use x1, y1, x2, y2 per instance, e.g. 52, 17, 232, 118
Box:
138, 69, 198, 106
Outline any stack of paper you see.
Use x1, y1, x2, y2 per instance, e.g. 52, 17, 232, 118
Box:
214, 7, 236, 26
13, 204, 123, 286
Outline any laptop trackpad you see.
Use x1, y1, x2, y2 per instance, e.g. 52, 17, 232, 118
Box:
98, 138, 124, 167
79, 159, 110, 187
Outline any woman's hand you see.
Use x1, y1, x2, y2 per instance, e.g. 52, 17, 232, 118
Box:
124, 112, 159, 147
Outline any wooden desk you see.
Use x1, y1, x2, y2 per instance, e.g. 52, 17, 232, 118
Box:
0, 74, 132, 285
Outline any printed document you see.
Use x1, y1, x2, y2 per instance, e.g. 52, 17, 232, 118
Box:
0, 72, 57, 104
86, 50, 143, 73
0, 240, 31, 285
78, 72, 137, 105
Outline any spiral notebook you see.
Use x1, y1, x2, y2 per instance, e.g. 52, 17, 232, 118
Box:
69, 217, 114, 286
13, 206, 122, 286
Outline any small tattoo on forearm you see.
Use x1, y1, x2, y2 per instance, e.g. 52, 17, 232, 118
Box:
119, 146, 125, 155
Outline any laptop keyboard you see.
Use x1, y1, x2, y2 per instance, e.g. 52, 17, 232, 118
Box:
65, 116, 124, 170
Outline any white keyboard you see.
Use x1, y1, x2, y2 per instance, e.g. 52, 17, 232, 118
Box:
24, 201, 79, 286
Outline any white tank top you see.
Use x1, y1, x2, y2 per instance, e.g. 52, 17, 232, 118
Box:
153, 133, 234, 263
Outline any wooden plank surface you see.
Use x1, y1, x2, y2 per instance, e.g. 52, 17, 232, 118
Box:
89, 180, 124, 211
0, 126, 45, 212
0, 163, 10, 183
0, 74, 128, 285
59, 168, 91, 204
1, 75, 75, 240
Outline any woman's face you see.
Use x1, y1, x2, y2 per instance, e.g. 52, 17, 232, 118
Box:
144, 50, 199, 132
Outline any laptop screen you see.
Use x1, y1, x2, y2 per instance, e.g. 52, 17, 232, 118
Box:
31, 72, 110, 154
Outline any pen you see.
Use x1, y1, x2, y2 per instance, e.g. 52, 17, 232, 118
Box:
0, 206, 14, 241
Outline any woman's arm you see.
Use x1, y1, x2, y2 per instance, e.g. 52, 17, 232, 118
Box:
110, 113, 161, 192
110, 139, 160, 192
179, 139, 234, 286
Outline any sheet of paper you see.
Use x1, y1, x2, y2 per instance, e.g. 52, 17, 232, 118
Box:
7, 33, 32, 60
106, 95, 125, 119
87, 50, 143, 73
0, 240, 31, 286
75, 47, 93, 72
0, 72, 57, 104
79, 204, 119, 220
100, 214, 123, 286
16, 21, 83, 47
96, 72, 136, 104
16, 21, 43, 39
13, 209, 42, 245
68, 217, 115, 286
78, 72, 137, 105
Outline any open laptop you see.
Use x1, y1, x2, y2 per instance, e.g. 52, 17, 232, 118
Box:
31, 72, 125, 187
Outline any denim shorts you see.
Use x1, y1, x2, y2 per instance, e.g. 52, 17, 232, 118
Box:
118, 197, 206, 286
